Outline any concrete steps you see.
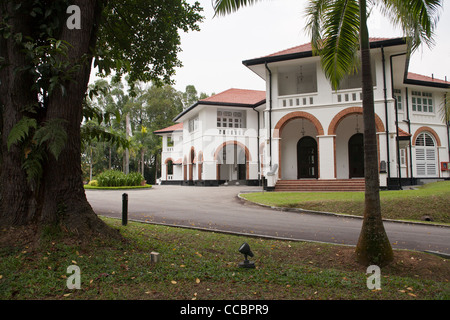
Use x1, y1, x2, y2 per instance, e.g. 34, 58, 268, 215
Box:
275, 179, 365, 192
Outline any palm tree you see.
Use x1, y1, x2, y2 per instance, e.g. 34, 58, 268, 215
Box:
214, 0, 442, 266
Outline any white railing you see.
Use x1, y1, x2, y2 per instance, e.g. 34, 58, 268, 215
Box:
278, 93, 317, 108
218, 128, 244, 136
332, 89, 362, 104
166, 146, 174, 152
167, 174, 173, 180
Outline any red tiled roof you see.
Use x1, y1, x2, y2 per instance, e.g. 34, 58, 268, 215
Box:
200, 88, 265, 105
259, 37, 395, 59
153, 123, 183, 134
406, 72, 450, 85
398, 127, 411, 137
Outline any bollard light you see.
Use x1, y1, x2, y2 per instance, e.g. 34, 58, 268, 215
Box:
122, 193, 128, 226
238, 242, 255, 268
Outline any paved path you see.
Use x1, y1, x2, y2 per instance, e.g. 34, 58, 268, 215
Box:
86, 185, 450, 255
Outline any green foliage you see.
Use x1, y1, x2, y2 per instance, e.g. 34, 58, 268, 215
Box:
94, 0, 203, 85
6, 117, 37, 151
88, 180, 98, 186
6, 116, 68, 185
33, 119, 67, 160
97, 170, 144, 187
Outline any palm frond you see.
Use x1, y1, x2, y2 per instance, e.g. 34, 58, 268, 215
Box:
378, 0, 442, 51
213, 0, 264, 16
315, 0, 361, 89
304, 0, 330, 55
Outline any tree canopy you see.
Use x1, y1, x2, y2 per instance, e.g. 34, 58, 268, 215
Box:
0, 0, 203, 238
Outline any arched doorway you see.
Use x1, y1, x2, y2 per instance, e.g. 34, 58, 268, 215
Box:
297, 136, 318, 179
348, 133, 364, 178
215, 141, 250, 181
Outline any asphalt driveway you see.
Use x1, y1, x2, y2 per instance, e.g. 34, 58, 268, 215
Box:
86, 185, 450, 255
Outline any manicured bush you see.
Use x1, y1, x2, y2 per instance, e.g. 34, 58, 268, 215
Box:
97, 170, 144, 187
88, 179, 98, 186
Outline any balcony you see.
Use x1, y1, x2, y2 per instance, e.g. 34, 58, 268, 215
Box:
278, 93, 317, 109
332, 89, 362, 104
218, 128, 245, 136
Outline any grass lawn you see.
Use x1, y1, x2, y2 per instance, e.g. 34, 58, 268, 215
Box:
0, 217, 448, 300
241, 181, 450, 224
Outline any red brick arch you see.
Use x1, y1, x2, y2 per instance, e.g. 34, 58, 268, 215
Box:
274, 111, 324, 179
412, 126, 441, 146
274, 111, 324, 137
327, 107, 385, 135
214, 141, 251, 180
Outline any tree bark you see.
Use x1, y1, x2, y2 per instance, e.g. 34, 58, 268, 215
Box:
355, 0, 393, 266
0, 2, 38, 226
39, 0, 118, 239
1, 0, 119, 241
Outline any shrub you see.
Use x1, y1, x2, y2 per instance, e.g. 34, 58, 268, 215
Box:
88, 180, 98, 186
97, 170, 144, 187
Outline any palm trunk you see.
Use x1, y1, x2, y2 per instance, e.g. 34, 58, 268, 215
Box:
355, 0, 393, 266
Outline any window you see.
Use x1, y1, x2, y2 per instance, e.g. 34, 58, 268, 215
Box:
188, 117, 199, 133
394, 89, 403, 111
400, 148, 406, 166
167, 136, 174, 147
412, 91, 433, 113
217, 110, 246, 128
415, 132, 437, 176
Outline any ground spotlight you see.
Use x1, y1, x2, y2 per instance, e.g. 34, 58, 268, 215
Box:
238, 242, 255, 268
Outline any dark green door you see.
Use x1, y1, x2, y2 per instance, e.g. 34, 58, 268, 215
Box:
348, 133, 364, 178
297, 136, 318, 179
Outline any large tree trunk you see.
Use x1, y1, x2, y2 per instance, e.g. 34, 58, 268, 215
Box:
355, 0, 393, 266
1, 0, 119, 241
0, 2, 38, 226
39, 0, 118, 239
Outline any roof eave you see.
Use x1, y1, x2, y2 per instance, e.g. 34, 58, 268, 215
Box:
403, 79, 450, 89
173, 100, 266, 122
243, 37, 408, 67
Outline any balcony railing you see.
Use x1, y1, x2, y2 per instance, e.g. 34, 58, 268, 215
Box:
218, 128, 245, 136
278, 93, 317, 108
332, 89, 362, 104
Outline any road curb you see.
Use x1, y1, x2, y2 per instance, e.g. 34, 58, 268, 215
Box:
237, 193, 450, 228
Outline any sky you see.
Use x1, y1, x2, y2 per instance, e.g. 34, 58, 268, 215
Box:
171, 0, 450, 95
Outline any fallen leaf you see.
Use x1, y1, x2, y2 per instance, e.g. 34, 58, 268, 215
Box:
63, 293, 71, 297
196, 278, 200, 284
171, 280, 177, 284
408, 293, 417, 297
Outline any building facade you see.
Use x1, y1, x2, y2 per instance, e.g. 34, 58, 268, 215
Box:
155, 37, 450, 190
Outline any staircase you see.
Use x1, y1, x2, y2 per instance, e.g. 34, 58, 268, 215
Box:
275, 179, 365, 192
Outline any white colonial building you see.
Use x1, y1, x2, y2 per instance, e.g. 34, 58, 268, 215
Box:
155, 37, 450, 191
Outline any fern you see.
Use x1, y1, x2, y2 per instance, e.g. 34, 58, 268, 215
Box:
33, 119, 68, 160
7, 116, 37, 150
21, 147, 46, 187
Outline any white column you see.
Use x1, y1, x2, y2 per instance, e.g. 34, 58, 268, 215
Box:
318, 135, 335, 179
